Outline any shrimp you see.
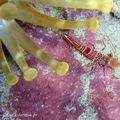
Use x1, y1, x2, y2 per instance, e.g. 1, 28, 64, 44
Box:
63, 34, 120, 70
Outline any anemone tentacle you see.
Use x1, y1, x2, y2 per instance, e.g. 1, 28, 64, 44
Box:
15, 2, 99, 31
0, 20, 38, 82
0, 41, 18, 86
16, 0, 114, 13
8, 20, 69, 76
0, 2, 17, 20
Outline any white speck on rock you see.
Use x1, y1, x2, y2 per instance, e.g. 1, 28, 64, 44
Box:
77, 106, 99, 120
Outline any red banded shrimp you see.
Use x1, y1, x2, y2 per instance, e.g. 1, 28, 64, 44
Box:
62, 34, 120, 78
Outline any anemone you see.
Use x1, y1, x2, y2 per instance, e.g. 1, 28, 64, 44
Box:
0, 1, 70, 86
0, 0, 113, 86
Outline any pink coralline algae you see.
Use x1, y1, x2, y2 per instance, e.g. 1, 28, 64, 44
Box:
1, 3, 120, 120
10, 71, 84, 120
90, 70, 120, 120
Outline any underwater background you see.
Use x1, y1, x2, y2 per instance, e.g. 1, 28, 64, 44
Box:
0, 0, 120, 120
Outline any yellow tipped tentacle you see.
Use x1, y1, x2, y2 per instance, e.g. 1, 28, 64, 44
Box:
9, 21, 69, 76
0, 22, 38, 81
0, 2, 17, 20
14, 52, 38, 81
16, 0, 113, 13
15, 2, 99, 31
0, 41, 18, 86
4, 37, 38, 81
